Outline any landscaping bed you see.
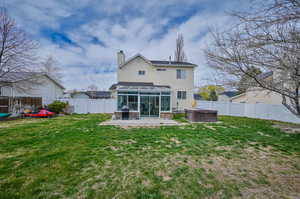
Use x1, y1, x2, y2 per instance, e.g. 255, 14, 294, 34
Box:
0, 114, 299, 198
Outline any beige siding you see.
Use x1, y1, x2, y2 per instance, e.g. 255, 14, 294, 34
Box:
117, 56, 194, 110
117, 57, 157, 83
218, 95, 231, 102
232, 94, 247, 103
72, 93, 90, 99
232, 88, 282, 104
0, 76, 64, 104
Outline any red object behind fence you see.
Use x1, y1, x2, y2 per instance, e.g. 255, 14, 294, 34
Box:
24, 109, 55, 118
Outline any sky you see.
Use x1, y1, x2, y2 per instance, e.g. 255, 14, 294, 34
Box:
5, 0, 252, 90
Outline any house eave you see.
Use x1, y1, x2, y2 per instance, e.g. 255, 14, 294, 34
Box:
151, 64, 197, 68
230, 92, 246, 100
119, 54, 152, 69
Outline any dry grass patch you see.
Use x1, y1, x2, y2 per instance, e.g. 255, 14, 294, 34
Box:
273, 123, 300, 134
1, 114, 300, 199
202, 146, 300, 198
0, 118, 46, 128
203, 124, 217, 131
170, 137, 181, 145
156, 170, 172, 181
118, 139, 137, 145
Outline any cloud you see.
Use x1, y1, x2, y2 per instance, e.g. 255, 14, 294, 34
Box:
6, 0, 251, 90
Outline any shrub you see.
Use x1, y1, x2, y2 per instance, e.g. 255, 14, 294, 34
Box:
47, 101, 68, 114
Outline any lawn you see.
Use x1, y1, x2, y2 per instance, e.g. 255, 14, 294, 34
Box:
0, 114, 300, 199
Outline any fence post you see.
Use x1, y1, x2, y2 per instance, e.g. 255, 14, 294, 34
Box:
103, 99, 106, 113
227, 102, 230, 115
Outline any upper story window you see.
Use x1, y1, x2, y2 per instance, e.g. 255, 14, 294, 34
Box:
157, 68, 166, 71
176, 69, 186, 79
177, 91, 187, 100
138, 70, 145, 75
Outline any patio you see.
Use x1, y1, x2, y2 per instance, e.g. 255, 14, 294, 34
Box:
111, 82, 173, 119
99, 118, 184, 128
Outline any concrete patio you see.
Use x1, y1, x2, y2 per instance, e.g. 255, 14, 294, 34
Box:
99, 118, 184, 128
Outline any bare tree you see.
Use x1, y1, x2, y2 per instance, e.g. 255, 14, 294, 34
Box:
205, 0, 300, 116
40, 56, 63, 82
0, 9, 39, 91
237, 67, 262, 94
174, 34, 187, 62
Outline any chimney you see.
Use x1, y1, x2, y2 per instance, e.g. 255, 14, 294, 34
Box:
117, 50, 125, 67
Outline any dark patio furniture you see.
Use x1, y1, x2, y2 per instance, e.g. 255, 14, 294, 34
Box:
121, 106, 129, 120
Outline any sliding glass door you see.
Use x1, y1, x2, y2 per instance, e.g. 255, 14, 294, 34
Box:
140, 96, 160, 117
140, 96, 150, 116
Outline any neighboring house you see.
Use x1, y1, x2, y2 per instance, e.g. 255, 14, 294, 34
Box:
71, 92, 90, 99
231, 71, 282, 104
109, 50, 197, 118
86, 91, 111, 99
193, 93, 203, 101
231, 87, 282, 104
218, 91, 237, 102
70, 91, 112, 99
0, 72, 65, 104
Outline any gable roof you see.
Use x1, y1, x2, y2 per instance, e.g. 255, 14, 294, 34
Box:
71, 91, 111, 99
230, 92, 246, 100
71, 91, 90, 98
0, 72, 65, 89
220, 91, 237, 98
109, 81, 170, 90
119, 53, 197, 68
0, 72, 37, 82
256, 71, 273, 80
150, 60, 197, 67
193, 93, 203, 100
86, 91, 111, 98
119, 54, 152, 68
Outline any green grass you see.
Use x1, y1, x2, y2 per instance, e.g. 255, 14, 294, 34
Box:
0, 114, 300, 199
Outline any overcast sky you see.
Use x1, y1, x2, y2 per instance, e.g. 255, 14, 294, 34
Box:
6, 0, 251, 90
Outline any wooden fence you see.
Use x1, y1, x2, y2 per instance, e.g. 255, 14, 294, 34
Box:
0, 96, 42, 114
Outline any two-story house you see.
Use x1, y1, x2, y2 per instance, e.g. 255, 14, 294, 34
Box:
109, 51, 197, 119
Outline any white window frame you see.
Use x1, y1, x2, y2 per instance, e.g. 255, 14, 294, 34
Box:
176, 69, 186, 79
138, 70, 146, 75
177, 91, 187, 100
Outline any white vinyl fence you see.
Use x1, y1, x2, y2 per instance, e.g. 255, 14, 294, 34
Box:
197, 100, 300, 124
61, 99, 117, 114
59, 99, 300, 123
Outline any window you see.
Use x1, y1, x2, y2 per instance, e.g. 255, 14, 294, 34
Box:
176, 69, 186, 79
177, 91, 186, 100
117, 95, 138, 111
161, 96, 171, 111
157, 68, 166, 71
128, 95, 138, 111
117, 95, 128, 110
138, 70, 145, 75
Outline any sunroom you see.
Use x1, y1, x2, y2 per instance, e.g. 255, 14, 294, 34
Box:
113, 83, 172, 119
